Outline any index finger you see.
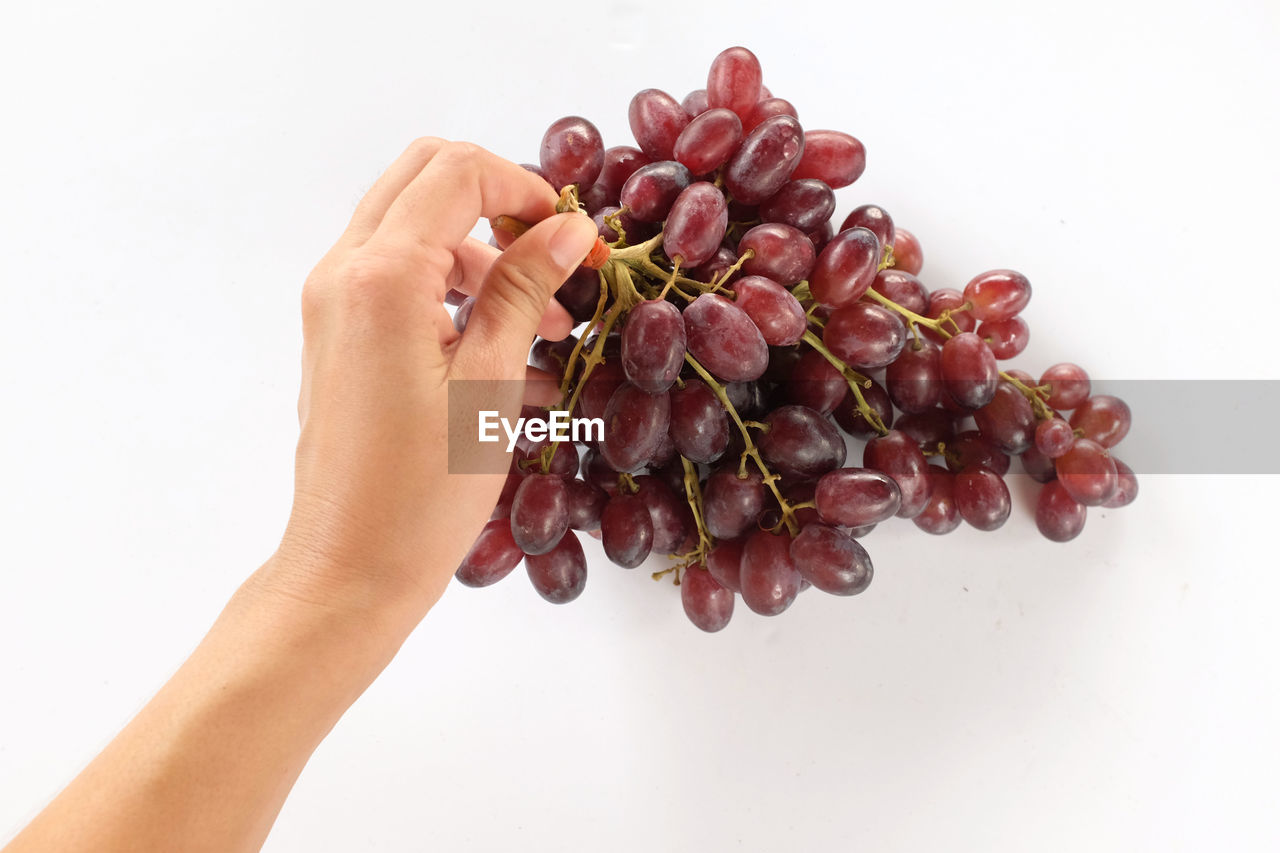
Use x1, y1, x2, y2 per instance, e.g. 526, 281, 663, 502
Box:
371, 141, 558, 256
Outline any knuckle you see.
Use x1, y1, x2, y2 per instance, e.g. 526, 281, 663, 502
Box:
405, 135, 446, 160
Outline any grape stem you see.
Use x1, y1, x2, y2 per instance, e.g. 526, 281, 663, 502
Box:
799, 330, 889, 436
677, 455, 712, 568
683, 353, 800, 536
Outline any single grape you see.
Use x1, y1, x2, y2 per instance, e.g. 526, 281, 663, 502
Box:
945, 430, 1011, 475
759, 179, 836, 232
759, 405, 847, 480
663, 182, 729, 267
600, 382, 671, 473
723, 115, 806, 204
540, 116, 605, 191
954, 466, 1011, 531
840, 204, 894, 249
921, 287, 976, 344
525, 530, 587, 604
808, 220, 834, 254
963, 269, 1032, 322
681, 88, 710, 117
453, 296, 475, 333
706, 539, 745, 593
1040, 363, 1091, 410
740, 529, 802, 616
669, 379, 730, 463
581, 447, 621, 496
689, 245, 741, 285
822, 302, 907, 369
635, 475, 693, 554
619, 160, 694, 222
683, 293, 770, 381
1055, 438, 1119, 506
733, 275, 807, 345
833, 379, 894, 439
871, 269, 929, 315
455, 519, 525, 588
864, 430, 932, 518
790, 129, 866, 188
1034, 417, 1076, 459
743, 96, 798, 133
528, 334, 578, 380
565, 479, 608, 532
790, 524, 873, 596
1070, 395, 1132, 448
973, 381, 1037, 454
554, 266, 601, 324
940, 332, 999, 409
738, 223, 816, 285
648, 428, 677, 469
814, 467, 902, 527
628, 89, 690, 160
978, 316, 1030, 359
895, 408, 959, 448
707, 46, 764, 121
673, 108, 744, 175
885, 339, 943, 414
913, 465, 961, 535
577, 359, 626, 423
681, 564, 735, 632
703, 469, 765, 540
892, 228, 924, 274
1102, 458, 1139, 508
809, 226, 880, 307
510, 473, 571, 556
1020, 442, 1057, 483
601, 492, 654, 568
784, 348, 847, 414
1035, 480, 1087, 542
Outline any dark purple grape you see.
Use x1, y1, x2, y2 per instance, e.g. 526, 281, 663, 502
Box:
964, 269, 1031, 322
1102, 458, 1139, 508
525, 530, 586, 603
723, 115, 806, 204
978, 316, 1030, 360
808, 220, 834, 254
1020, 442, 1057, 483
790, 524, 872, 596
706, 539, 745, 592
682, 88, 709, 117
973, 381, 1036, 454
785, 348, 846, 414
738, 223, 816, 285
894, 408, 959, 448
733, 275, 806, 345
581, 447, 621, 495
554, 266, 601, 324
601, 493, 654, 568
758, 405, 846, 480
577, 360, 626, 423
663, 182, 729, 267
455, 519, 524, 587
1035, 417, 1076, 459
510, 473, 570, 556
743, 97, 798, 133
940, 332, 999, 409
823, 302, 907, 369
453, 296, 475, 333
669, 380, 729, 463
892, 227, 923, 274
864, 430, 932, 519
628, 89, 689, 161
814, 468, 901, 528
885, 339, 942, 414
565, 479, 607, 531
1055, 438, 1119, 506
839, 204, 894, 249
954, 466, 1011, 531
673, 108, 743, 175
740, 529, 801, 616
912, 465, 961, 535
1070, 395, 1132, 448
1036, 480, 1087, 542
600, 382, 671, 473
528, 334, 578, 380
945, 430, 1011, 476
635, 475, 692, 554
790, 130, 865, 188
870, 269, 928, 315
809, 226, 879, 308
681, 564, 735, 632
622, 300, 687, 394
540, 116, 604, 191
619, 160, 693, 222
683, 293, 769, 381
759, 179, 836, 232
1040, 363, 1091, 410
706, 46, 763, 121
833, 378, 894, 439
512, 436, 579, 480
689, 245, 741, 286
703, 469, 765, 540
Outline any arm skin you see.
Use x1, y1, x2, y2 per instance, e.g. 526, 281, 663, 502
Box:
3, 139, 600, 853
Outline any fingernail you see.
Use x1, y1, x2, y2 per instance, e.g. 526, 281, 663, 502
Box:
548, 214, 598, 270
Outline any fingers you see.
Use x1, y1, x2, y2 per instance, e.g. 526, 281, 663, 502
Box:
450, 239, 577, 341
342, 137, 446, 245
372, 142, 558, 256
523, 367, 563, 408
451, 212, 598, 379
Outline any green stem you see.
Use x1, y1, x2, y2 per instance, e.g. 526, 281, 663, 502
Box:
800, 330, 888, 436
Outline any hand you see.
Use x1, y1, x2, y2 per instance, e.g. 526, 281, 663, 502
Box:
269, 138, 600, 623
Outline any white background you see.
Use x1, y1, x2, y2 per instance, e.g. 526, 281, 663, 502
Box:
2, 1, 1277, 850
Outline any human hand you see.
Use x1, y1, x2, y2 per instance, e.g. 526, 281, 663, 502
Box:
267, 138, 600, 624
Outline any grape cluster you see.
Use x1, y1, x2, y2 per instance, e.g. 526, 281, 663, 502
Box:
452, 46, 1137, 631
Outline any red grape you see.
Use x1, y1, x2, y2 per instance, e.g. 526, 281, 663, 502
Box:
758, 405, 847, 480
681, 564, 735, 632
683, 293, 770, 381
733, 275, 807, 345
1035, 480, 1087, 542
1055, 438, 1119, 506
601, 493, 654, 568
707, 46, 763, 121
740, 529, 802, 616
814, 468, 901, 527
791, 129, 866, 188
809, 226, 880, 307
759, 179, 836, 232
628, 89, 690, 160
743, 97, 798, 133
1034, 417, 1076, 459
673, 108, 743, 175
953, 466, 1011, 531
738, 222, 816, 285
892, 227, 924, 274
963, 269, 1032, 322
840, 204, 894, 249
978, 316, 1030, 359
885, 339, 943, 414
664, 182, 729, 267
940, 332, 999, 409
790, 524, 873, 596
913, 466, 961, 535
510, 473, 570, 556
1040, 363, 1091, 410
525, 530, 587, 604
706, 539, 745, 592
619, 160, 693, 222
540, 116, 605, 191
864, 430, 932, 518
1070, 395, 1132, 448
973, 381, 1036, 454
723, 115, 806, 204
703, 469, 765, 540
669, 379, 730, 463
600, 382, 671, 473
823, 302, 907, 369
455, 519, 524, 588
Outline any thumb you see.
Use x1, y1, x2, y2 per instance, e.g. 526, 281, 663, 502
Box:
454, 212, 599, 377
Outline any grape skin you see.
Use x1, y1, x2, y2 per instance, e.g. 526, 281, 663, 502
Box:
600, 382, 671, 473
525, 530, 588, 604
673, 108, 743, 175
790, 524, 873, 596
724, 115, 806, 204
510, 473, 570, 556
628, 89, 690, 160
814, 468, 901, 528
669, 379, 730, 463
822, 302, 907, 369
733, 275, 807, 346
758, 405, 847, 480
1035, 480, 1087, 542
953, 466, 1012, 531
601, 493, 654, 569
892, 228, 924, 274
809, 226, 880, 307
738, 223, 816, 285
683, 293, 770, 381
663, 182, 729, 268
681, 565, 735, 632
455, 519, 525, 588
864, 430, 932, 519
791, 129, 866, 188
740, 529, 802, 616
1070, 395, 1132, 448
539, 116, 605, 191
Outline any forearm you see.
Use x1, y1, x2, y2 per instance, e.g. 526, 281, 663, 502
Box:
5, 555, 426, 853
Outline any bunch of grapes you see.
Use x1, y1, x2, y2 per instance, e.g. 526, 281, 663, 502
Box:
451, 46, 1137, 632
